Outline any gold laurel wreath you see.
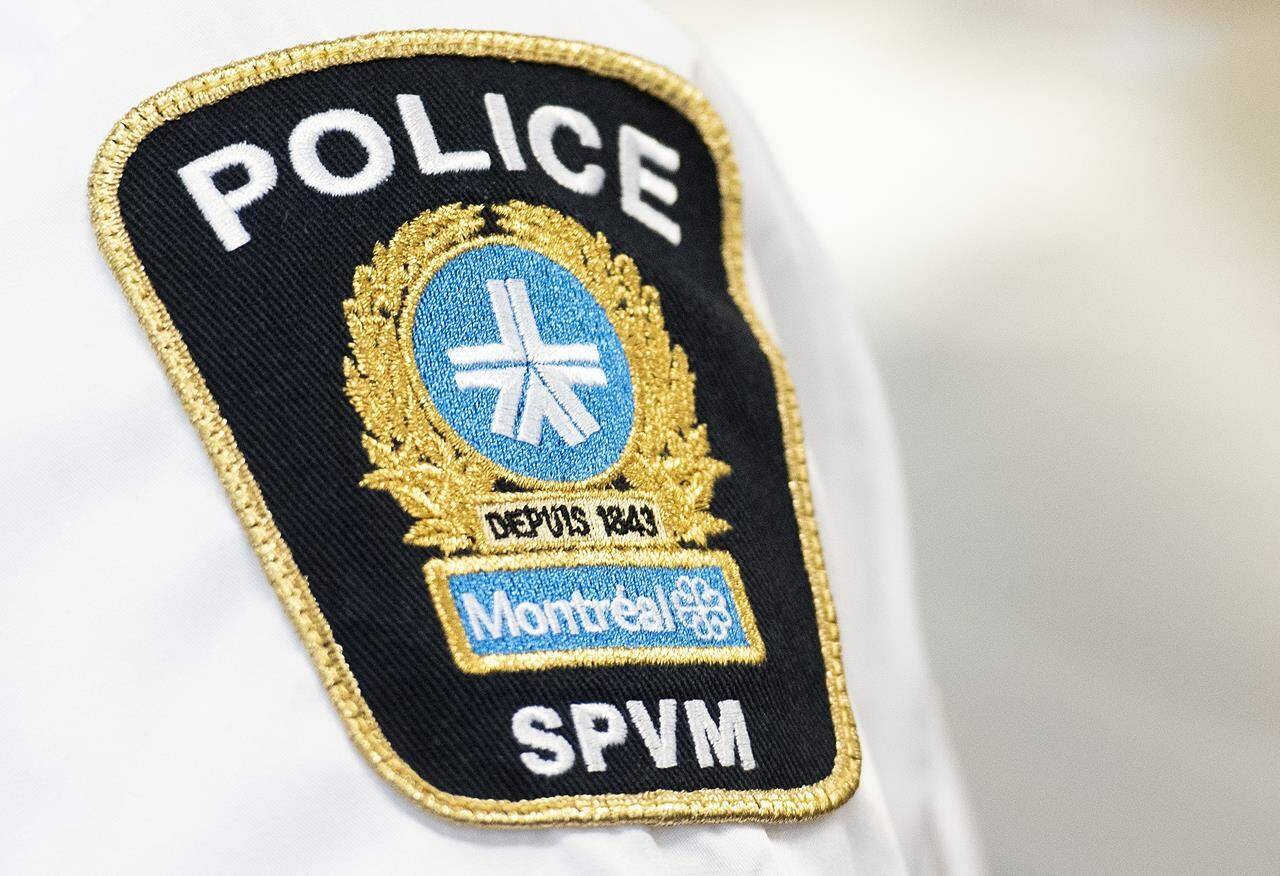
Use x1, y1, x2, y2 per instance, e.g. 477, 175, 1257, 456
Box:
343, 201, 730, 555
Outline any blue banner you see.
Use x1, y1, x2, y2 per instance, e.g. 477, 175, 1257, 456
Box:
448, 563, 751, 656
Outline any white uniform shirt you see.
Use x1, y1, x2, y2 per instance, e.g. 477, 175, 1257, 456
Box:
0, 1, 981, 872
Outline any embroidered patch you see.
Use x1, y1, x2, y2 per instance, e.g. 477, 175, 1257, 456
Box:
90, 30, 859, 825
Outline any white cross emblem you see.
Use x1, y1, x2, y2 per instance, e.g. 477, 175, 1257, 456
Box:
447, 278, 608, 446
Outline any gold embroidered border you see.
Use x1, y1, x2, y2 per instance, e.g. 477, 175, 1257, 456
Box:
427, 548, 763, 674
88, 29, 861, 825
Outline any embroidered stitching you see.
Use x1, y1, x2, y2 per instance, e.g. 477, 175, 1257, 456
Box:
88, 29, 861, 825
344, 201, 731, 549
424, 547, 764, 674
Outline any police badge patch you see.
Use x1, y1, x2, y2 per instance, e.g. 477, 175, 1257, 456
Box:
90, 31, 859, 825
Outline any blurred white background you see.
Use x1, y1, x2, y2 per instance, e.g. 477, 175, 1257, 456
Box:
653, 1, 1280, 872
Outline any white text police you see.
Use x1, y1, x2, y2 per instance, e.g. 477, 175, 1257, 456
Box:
177, 92, 684, 252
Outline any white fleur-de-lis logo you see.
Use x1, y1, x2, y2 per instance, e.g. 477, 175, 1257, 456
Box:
669, 575, 735, 641
447, 278, 607, 446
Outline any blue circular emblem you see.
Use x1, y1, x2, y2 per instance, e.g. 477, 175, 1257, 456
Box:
411, 244, 634, 483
